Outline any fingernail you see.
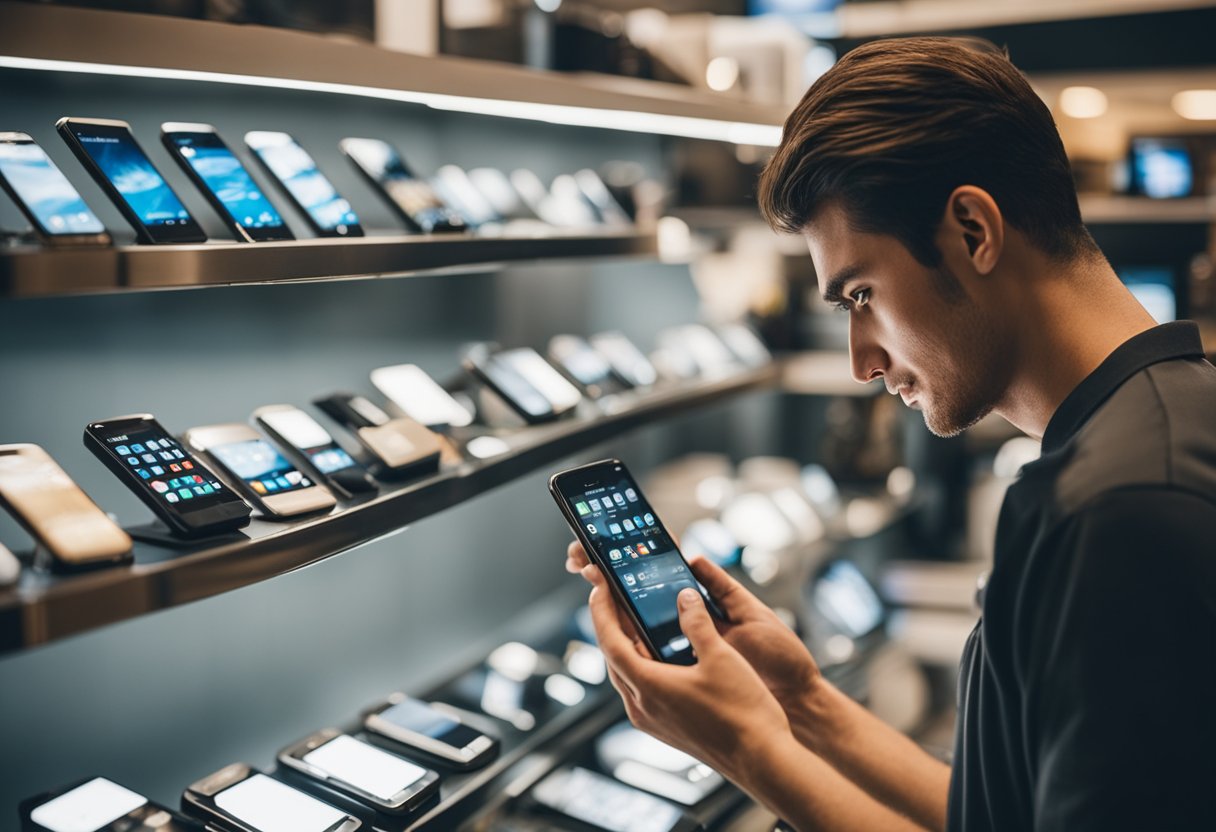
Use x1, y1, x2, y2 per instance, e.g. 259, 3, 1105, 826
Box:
679, 588, 699, 608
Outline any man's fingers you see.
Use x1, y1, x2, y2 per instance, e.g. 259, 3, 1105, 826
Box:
565, 540, 590, 574
689, 556, 759, 621
587, 584, 649, 679
677, 587, 725, 659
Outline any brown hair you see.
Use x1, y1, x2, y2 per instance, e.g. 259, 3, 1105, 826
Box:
758, 37, 1097, 266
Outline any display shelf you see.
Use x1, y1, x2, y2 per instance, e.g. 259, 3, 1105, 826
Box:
1079, 194, 1216, 225
0, 365, 780, 656
0, 2, 786, 145
0, 230, 659, 299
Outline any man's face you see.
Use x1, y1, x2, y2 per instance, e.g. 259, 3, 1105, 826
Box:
803, 203, 1011, 437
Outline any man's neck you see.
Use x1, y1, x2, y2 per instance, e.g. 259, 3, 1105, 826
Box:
993, 255, 1158, 440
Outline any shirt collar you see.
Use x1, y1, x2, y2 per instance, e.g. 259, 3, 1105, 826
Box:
1040, 321, 1206, 454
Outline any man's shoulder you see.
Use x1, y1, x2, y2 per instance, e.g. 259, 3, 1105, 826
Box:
1055, 355, 1216, 515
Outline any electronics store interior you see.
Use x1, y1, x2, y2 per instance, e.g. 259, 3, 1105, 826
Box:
1, 1, 1214, 830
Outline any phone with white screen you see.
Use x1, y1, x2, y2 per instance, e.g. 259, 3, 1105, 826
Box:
55, 117, 206, 244
463, 346, 581, 424
278, 729, 440, 815
0, 443, 132, 569
21, 776, 204, 832
161, 123, 293, 242
182, 764, 361, 832
182, 423, 336, 518
0, 132, 110, 245
528, 766, 701, 832
252, 405, 377, 499
549, 458, 724, 665
370, 364, 474, 430
364, 693, 498, 769
244, 131, 362, 237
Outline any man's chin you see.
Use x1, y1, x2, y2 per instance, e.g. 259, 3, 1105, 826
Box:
921, 400, 993, 439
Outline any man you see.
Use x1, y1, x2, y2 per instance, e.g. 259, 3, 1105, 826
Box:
565, 37, 1216, 830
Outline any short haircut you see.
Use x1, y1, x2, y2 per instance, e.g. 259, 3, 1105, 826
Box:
758, 37, 1097, 266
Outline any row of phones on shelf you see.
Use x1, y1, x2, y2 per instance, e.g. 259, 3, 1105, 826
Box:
0, 120, 632, 246
20, 690, 501, 832
0, 326, 770, 576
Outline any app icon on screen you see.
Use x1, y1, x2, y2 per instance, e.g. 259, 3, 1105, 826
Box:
151, 466, 164, 475
636, 543, 649, 555
127, 456, 140, 466
165, 493, 179, 503
182, 461, 193, 469
137, 469, 150, 479
589, 498, 602, 511
623, 519, 635, 531
644, 513, 655, 526
625, 488, 638, 502
576, 501, 590, 516
624, 573, 636, 586
609, 523, 622, 535
115, 445, 130, 455
609, 549, 622, 561
585, 522, 597, 535
613, 493, 626, 507
131, 444, 145, 453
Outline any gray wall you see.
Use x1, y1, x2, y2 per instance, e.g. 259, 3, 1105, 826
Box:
0, 68, 780, 814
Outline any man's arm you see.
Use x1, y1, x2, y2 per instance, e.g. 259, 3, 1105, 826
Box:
582, 568, 936, 831
1025, 489, 1216, 830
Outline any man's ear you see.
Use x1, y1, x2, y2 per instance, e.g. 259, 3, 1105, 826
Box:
940, 186, 1003, 276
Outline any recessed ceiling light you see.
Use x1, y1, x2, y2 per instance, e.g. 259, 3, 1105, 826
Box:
1059, 86, 1107, 119
1172, 89, 1216, 120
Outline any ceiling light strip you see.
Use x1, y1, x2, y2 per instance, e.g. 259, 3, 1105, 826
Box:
0, 55, 783, 146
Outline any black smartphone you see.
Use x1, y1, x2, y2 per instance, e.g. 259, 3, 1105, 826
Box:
549, 458, 724, 665
548, 334, 629, 399
182, 763, 361, 832
252, 404, 378, 499
0, 132, 111, 246
55, 117, 206, 244
589, 331, 658, 389
462, 345, 583, 425
244, 131, 363, 238
160, 123, 293, 242
364, 693, 498, 770
278, 729, 440, 815
20, 776, 205, 832
84, 414, 252, 538
339, 137, 464, 233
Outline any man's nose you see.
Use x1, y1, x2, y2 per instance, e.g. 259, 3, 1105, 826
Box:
849, 322, 887, 385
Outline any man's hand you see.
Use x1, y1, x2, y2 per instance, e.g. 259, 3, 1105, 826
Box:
567, 541, 822, 711
583, 565, 792, 782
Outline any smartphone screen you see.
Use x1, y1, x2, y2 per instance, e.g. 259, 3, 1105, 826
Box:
245, 131, 361, 236
469, 352, 553, 421
375, 697, 485, 750
0, 444, 131, 563
0, 135, 106, 238
549, 335, 620, 392
163, 128, 291, 240
89, 421, 236, 513
213, 774, 348, 832
60, 120, 203, 241
590, 332, 658, 388
302, 734, 430, 802
258, 409, 367, 477
206, 438, 315, 498
371, 364, 474, 429
341, 138, 463, 233
531, 767, 686, 832
29, 777, 146, 832
552, 461, 719, 663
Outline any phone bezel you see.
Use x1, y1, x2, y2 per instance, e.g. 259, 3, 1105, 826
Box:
0, 131, 112, 246
243, 131, 364, 238
363, 693, 498, 769
54, 117, 206, 244
182, 763, 361, 832
182, 423, 336, 518
83, 414, 251, 537
549, 458, 720, 666
160, 123, 293, 243
277, 728, 441, 815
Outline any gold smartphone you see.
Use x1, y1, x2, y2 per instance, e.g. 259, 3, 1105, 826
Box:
0, 443, 132, 568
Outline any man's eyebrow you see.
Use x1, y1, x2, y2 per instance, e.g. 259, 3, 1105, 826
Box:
821, 263, 866, 304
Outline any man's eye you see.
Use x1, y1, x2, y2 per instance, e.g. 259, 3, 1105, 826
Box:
851, 288, 871, 308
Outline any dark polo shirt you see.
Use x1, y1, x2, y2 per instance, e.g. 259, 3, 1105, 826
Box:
947, 322, 1216, 831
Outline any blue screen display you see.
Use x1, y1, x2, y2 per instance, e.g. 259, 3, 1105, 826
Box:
1131, 139, 1193, 199
1119, 266, 1177, 323
246, 131, 359, 233
209, 438, 313, 497
72, 129, 193, 228
0, 139, 105, 235
168, 132, 285, 230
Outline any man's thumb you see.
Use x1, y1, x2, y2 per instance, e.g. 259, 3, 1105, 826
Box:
677, 587, 720, 657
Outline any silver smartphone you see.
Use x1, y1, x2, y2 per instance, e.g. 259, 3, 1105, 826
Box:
364, 693, 497, 769
182, 423, 336, 518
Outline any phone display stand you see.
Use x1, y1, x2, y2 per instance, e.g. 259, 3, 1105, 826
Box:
124, 519, 249, 549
